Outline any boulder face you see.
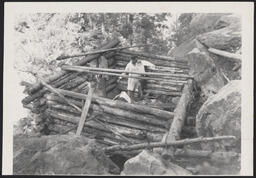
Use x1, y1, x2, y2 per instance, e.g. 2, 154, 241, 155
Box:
121, 150, 191, 175
195, 80, 241, 151
196, 14, 241, 52
170, 38, 208, 58
13, 135, 120, 175
186, 48, 226, 98
189, 13, 231, 35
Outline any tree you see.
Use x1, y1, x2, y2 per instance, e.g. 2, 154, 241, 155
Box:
170, 13, 196, 46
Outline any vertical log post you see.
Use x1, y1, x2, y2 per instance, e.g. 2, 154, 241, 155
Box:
160, 79, 194, 159
76, 83, 94, 136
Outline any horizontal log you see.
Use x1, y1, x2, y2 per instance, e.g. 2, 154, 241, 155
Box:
27, 39, 120, 94
117, 84, 183, 96
114, 56, 189, 69
58, 77, 87, 90
46, 97, 168, 133
118, 80, 181, 92
22, 73, 80, 104
106, 83, 117, 93
104, 135, 236, 152
118, 50, 188, 63
106, 77, 118, 86
56, 88, 174, 120
47, 111, 155, 144
114, 60, 189, 72
46, 97, 170, 129
72, 82, 88, 92
91, 104, 168, 128
56, 44, 149, 60
62, 65, 192, 79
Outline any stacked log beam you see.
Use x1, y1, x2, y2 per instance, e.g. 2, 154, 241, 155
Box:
42, 88, 179, 146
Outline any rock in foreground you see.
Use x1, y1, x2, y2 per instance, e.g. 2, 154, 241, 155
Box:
196, 80, 241, 152
121, 150, 191, 175
13, 135, 120, 175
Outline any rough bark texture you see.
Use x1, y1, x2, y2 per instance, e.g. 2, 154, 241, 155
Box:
159, 79, 194, 159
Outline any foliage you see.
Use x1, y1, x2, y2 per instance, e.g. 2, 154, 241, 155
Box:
14, 13, 174, 83
170, 13, 196, 47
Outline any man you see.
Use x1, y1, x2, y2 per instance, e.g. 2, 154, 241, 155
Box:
118, 56, 144, 101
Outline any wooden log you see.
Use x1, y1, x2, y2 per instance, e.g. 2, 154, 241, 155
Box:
115, 61, 189, 73
114, 53, 189, 67
47, 111, 152, 144
104, 135, 236, 152
90, 112, 167, 133
208, 48, 241, 62
106, 83, 117, 93
91, 104, 168, 128
56, 88, 174, 120
61, 68, 190, 83
36, 75, 82, 112
59, 77, 87, 90
117, 84, 183, 96
22, 73, 79, 104
51, 121, 129, 144
76, 83, 94, 135
94, 118, 163, 142
46, 94, 169, 132
72, 82, 88, 92
114, 56, 189, 69
118, 80, 181, 92
62, 65, 192, 79
56, 44, 149, 60
45, 100, 168, 133
118, 50, 188, 63
27, 39, 120, 94
106, 77, 118, 86
161, 79, 194, 159
46, 95, 170, 130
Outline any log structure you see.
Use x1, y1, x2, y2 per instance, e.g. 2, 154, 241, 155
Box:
21, 38, 196, 153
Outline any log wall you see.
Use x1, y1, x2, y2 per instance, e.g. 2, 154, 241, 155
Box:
21, 40, 193, 148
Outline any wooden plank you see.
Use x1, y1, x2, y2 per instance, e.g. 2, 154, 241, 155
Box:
76, 83, 94, 136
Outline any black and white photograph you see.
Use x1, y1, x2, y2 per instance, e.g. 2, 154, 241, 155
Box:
2, 2, 254, 176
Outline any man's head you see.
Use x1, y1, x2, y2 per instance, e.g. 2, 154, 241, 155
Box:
131, 56, 137, 65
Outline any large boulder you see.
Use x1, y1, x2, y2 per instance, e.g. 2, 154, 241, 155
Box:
169, 38, 208, 58
121, 150, 191, 175
196, 80, 241, 151
13, 135, 120, 175
196, 14, 241, 52
189, 13, 231, 35
187, 48, 226, 98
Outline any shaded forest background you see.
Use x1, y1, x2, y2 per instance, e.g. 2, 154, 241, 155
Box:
14, 13, 196, 134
